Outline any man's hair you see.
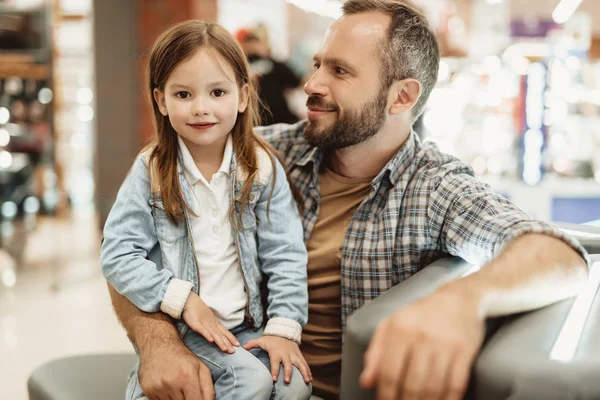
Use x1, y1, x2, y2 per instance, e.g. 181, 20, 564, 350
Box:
342, 0, 440, 121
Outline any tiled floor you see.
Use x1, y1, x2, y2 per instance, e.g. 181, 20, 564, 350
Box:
0, 211, 132, 399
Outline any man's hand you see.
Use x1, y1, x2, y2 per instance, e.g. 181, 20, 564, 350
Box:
182, 292, 240, 353
359, 287, 485, 400
106, 285, 215, 399
139, 340, 215, 400
243, 335, 313, 384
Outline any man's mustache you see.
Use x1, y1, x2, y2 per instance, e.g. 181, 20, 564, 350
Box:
306, 96, 338, 111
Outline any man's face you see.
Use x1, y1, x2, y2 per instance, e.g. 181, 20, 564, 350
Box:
303, 12, 391, 150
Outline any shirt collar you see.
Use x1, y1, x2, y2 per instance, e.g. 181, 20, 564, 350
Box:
375, 129, 420, 187
177, 135, 233, 185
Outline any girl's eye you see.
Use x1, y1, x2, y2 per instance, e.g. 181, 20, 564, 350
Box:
175, 91, 191, 99
213, 89, 226, 98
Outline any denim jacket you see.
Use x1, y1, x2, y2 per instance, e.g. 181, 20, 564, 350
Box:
101, 145, 308, 343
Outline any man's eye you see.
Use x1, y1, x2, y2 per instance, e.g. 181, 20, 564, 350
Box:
175, 91, 190, 99
213, 89, 226, 97
313, 63, 320, 70
334, 67, 347, 75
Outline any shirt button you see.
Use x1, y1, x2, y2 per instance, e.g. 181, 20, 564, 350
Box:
212, 226, 220, 234
212, 209, 218, 218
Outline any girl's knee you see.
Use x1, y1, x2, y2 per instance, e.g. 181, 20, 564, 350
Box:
273, 368, 312, 400
253, 367, 275, 399
229, 359, 273, 399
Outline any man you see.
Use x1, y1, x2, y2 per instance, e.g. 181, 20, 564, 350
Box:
109, 1, 589, 399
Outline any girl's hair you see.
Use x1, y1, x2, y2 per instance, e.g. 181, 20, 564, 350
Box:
146, 20, 287, 227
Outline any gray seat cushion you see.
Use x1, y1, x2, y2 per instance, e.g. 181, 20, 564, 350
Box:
28, 353, 137, 400
28, 353, 325, 400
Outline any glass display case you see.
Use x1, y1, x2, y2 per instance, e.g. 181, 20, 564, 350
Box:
0, 4, 54, 243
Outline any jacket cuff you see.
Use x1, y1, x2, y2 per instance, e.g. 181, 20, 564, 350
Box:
264, 317, 302, 344
160, 279, 193, 319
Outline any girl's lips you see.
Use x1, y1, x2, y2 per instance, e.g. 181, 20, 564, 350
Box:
188, 123, 217, 130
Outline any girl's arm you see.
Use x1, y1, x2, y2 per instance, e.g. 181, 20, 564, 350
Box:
254, 156, 308, 344
101, 156, 192, 318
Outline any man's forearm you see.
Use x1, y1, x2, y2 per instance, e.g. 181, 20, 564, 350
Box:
443, 233, 588, 318
107, 284, 183, 357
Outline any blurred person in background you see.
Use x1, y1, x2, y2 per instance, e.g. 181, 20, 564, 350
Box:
108, 1, 590, 400
236, 25, 302, 126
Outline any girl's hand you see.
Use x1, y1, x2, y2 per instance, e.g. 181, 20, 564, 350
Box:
182, 292, 240, 353
243, 336, 312, 384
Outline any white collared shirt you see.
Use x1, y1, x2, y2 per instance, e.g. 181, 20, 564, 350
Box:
165, 135, 247, 329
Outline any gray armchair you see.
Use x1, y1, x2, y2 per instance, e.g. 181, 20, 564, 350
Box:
341, 223, 600, 400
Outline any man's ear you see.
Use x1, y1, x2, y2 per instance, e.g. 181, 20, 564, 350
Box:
388, 79, 422, 116
153, 88, 168, 116
238, 83, 249, 113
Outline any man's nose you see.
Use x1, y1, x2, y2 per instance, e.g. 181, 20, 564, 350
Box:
304, 69, 328, 97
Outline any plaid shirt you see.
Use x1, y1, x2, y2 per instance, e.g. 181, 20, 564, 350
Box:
257, 121, 589, 327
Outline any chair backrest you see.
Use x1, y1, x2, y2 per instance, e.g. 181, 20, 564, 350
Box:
554, 222, 600, 254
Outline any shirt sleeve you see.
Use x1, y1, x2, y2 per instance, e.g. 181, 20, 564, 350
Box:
101, 156, 193, 314
254, 121, 308, 171
254, 155, 308, 343
427, 169, 590, 267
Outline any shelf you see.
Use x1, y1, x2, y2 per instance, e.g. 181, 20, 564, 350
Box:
0, 61, 50, 79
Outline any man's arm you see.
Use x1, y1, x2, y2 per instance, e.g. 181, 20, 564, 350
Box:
428, 170, 589, 315
108, 284, 215, 400
458, 232, 587, 317
359, 171, 589, 400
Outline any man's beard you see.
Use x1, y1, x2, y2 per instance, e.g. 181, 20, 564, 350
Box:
304, 89, 387, 150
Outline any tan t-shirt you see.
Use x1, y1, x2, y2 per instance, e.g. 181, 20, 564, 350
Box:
301, 168, 373, 399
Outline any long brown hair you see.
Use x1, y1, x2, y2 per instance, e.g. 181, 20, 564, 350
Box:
146, 20, 279, 226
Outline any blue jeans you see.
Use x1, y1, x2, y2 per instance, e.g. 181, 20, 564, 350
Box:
126, 324, 312, 400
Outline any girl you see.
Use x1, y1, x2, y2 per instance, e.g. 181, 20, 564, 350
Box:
101, 20, 312, 400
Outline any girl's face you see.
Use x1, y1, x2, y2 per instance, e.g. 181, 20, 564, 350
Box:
154, 48, 249, 154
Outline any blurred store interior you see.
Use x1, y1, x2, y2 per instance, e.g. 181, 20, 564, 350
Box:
1, 0, 600, 398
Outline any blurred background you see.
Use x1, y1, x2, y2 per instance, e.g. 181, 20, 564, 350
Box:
0, 0, 600, 398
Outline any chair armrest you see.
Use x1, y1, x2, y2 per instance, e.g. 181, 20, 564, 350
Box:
554, 221, 600, 254
340, 256, 475, 400
473, 255, 600, 400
